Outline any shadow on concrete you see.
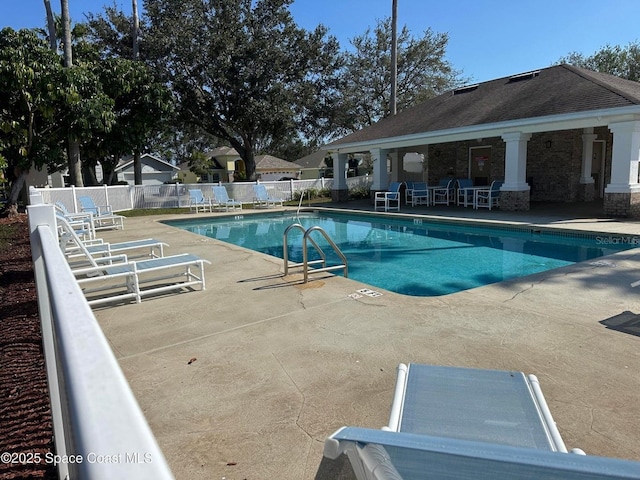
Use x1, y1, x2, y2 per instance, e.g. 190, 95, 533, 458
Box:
600, 311, 640, 337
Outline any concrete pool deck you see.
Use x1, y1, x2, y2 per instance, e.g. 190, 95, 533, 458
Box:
94, 201, 640, 479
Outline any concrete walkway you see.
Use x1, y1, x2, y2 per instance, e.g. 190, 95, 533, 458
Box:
95, 201, 640, 479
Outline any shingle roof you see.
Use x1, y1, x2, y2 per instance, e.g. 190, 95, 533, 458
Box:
255, 155, 301, 170
328, 64, 640, 147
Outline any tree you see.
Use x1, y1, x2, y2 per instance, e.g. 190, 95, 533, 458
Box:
144, 0, 343, 180
340, 18, 465, 131
0, 28, 67, 215
558, 42, 640, 82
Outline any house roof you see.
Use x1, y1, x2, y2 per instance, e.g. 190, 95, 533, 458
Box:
114, 153, 179, 172
255, 155, 301, 171
294, 149, 330, 169
207, 146, 239, 158
327, 64, 640, 150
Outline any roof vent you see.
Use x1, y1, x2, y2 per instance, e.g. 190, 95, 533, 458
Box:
508, 70, 540, 83
453, 84, 479, 95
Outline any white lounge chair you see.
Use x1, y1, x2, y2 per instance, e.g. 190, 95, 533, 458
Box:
56, 214, 167, 267
374, 182, 402, 212
322, 363, 640, 480
55, 201, 96, 240
57, 216, 210, 306
253, 184, 283, 208
212, 186, 242, 211
78, 196, 125, 230
409, 182, 430, 206
188, 189, 215, 213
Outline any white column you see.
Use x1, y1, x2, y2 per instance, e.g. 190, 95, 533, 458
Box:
580, 128, 597, 184
606, 121, 640, 193
370, 148, 390, 190
501, 132, 531, 191
331, 152, 348, 190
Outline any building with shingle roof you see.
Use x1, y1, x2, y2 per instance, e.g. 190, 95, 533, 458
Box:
326, 64, 640, 216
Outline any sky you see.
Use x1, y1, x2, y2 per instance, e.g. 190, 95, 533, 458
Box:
3, 0, 640, 83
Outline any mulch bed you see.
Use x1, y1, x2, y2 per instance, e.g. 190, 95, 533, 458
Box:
0, 214, 56, 479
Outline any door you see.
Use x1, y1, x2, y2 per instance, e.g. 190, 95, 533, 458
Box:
470, 147, 491, 186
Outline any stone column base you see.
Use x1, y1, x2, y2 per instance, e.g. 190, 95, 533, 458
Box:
331, 188, 349, 203
578, 183, 595, 202
500, 190, 530, 211
604, 191, 640, 217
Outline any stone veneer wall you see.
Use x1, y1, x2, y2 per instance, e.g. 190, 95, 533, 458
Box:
500, 190, 530, 211
604, 191, 640, 218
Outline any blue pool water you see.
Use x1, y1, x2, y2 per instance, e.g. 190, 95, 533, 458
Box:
165, 212, 633, 296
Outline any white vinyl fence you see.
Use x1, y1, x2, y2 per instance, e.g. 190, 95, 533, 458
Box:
31, 177, 372, 213
28, 198, 174, 479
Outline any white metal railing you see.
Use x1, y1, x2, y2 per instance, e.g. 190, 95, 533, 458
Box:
27, 202, 174, 480
32, 176, 373, 213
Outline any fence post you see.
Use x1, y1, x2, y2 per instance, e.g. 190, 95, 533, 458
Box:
71, 185, 78, 212
104, 183, 109, 206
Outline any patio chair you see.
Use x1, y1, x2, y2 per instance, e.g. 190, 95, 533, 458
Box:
455, 178, 475, 206
374, 182, 403, 212
322, 363, 640, 480
74, 253, 211, 307
56, 214, 167, 268
410, 182, 430, 206
404, 181, 416, 205
253, 184, 284, 208
55, 201, 96, 240
188, 189, 215, 213
77, 196, 125, 230
431, 178, 455, 206
474, 180, 503, 210
212, 186, 242, 211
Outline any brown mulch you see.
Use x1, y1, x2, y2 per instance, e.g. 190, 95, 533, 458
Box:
0, 214, 56, 479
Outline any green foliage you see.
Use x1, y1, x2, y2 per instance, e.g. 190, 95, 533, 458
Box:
348, 185, 371, 200
339, 18, 465, 131
144, 0, 343, 179
558, 42, 640, 81
0, 28, 67, 179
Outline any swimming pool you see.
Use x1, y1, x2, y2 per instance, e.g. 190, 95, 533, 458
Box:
165, 211, 634, 296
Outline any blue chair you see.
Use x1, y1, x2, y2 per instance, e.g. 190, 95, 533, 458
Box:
322, 363, 640, 480
252, 184, 283, 208
188, 189, 214, 213
374, 182, 402, 212
410, 182, 430, 206
455, 178, 475, 206
474, 180, 503, 210
77, 196, 124, 230
212, 186, 242, 211
432, 178, 455, 206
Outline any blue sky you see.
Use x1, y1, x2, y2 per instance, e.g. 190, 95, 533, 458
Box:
4, 0, 640, 83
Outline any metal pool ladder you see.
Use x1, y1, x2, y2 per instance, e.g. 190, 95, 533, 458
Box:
283, 223, 348, 283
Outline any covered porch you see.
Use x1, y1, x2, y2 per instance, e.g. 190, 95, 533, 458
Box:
327, 65, 640, 217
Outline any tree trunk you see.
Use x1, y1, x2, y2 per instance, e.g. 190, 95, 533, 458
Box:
133, 148, 142, 185
3, 170, 29, 217
60, 0, 83, 186
43, 0, 57, 51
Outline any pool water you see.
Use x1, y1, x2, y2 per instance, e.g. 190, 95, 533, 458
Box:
165, 212, 633, 296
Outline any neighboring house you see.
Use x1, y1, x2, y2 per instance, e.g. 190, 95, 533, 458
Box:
326, 64, 640, 217
295, 150, 370, 179
203, 147, 243, 182
113, 154, 180, 185
175, 162, 199, 184
255, 154, 302, 181
295, 150, 331, 179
